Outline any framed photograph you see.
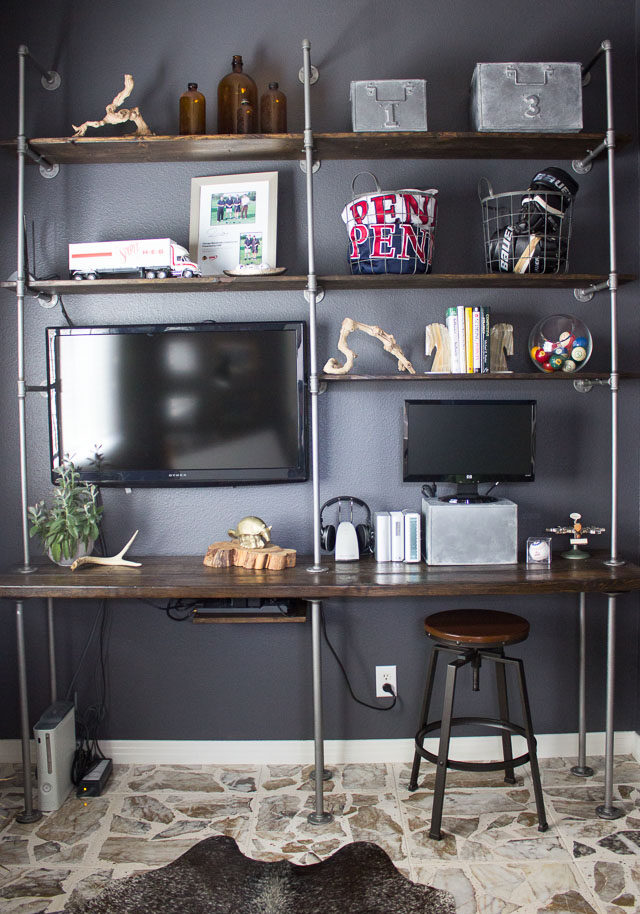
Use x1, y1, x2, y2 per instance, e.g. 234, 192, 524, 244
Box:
189, 171, 278, 275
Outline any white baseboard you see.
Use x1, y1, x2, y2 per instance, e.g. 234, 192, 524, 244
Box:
2, 732, 639, 766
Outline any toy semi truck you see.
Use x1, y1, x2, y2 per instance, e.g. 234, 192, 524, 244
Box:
68, 239, 200, 280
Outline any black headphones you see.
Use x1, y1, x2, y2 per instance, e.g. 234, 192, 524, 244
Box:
319, 496, 374, 554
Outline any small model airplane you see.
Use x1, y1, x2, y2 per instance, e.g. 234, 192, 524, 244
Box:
546, 512, 605, 560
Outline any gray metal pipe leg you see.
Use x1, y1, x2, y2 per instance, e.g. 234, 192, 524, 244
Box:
308, 600, 332, 825
15, 601, 41, 823
572, 592, 594, 778
47, 597, 57, 704
596, 594, 624, 819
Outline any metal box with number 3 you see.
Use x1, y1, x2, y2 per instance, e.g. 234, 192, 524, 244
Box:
470, 62, 582, 132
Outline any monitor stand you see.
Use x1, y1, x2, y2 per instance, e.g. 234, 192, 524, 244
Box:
438, 483, 498, 505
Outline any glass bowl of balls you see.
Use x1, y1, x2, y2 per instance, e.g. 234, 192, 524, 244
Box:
528, 314, 592, 373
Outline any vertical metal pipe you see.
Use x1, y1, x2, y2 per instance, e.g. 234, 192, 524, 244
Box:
307, 601, 332, 824
16, 46, 33, 572
596, 594, 623, 818
571, 593, 594, 777
301, 39, 324, 574
15, 601, 41, 823
47, 597, 57, 703
600, 42, 623, 568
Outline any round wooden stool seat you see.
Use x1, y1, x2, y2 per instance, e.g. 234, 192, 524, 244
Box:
424, 609, 530, 647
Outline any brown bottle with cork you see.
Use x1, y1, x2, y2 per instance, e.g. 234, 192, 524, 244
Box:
260, 82, 287, 133
217, 55, 257, 134
179, 83, 206, 135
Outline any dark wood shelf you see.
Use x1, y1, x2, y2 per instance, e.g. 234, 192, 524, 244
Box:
320, 371, 621, 382
1, 273, 634, 297
3, 131, 629, 165
1, 552, 639, 600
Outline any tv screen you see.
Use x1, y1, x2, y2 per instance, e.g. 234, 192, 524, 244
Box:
47, 321, 308, 486
403, 399, 536, 489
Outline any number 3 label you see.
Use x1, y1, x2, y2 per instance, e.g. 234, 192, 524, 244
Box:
524, 94, 541, 118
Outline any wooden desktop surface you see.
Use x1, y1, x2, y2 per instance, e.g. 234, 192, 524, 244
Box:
1, 553, 639, 601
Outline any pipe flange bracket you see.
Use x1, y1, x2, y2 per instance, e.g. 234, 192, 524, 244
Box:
39, 162, 60, 179
572, 157, 593, 175
41, 70, 61, 91
299, 158, 320, 174
298, 64, 319, 85
304, 287, 325, 303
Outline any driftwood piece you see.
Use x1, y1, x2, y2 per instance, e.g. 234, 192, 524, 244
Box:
323, 317, 415, 375
490, 322, 514, 372
204, 541, 296, 571
72, 75, 153, 137
425, 322, 451, 372
71, 530, 141, 571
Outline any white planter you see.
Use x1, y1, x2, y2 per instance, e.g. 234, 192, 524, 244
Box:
47, 539, 96, 567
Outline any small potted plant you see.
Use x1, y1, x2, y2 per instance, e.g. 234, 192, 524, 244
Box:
28, 459, 103, 565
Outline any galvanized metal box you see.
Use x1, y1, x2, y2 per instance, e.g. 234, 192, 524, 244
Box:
421, 497, 518, 565
470, 62, 582, 132
350, 79, 428, 132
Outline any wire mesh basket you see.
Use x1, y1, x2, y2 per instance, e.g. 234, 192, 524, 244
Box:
479, 177, 574, 274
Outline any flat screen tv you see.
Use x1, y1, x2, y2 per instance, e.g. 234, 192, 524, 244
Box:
47, 321, 308, 486
403, 399, 536, 502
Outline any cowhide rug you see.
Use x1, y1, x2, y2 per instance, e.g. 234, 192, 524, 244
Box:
63, 834, 455, 913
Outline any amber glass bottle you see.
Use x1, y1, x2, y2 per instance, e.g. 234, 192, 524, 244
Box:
179, 83, 206, 135
217, 55, 257, 134
236, 98, 256, 134
260, 82, 287, 133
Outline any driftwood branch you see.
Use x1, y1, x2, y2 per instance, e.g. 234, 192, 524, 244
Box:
72, 75, 153, 137
323, 317, 415, 375
71, 530, 141, 571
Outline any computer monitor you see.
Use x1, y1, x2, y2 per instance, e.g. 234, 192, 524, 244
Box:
403, 399, 536, 502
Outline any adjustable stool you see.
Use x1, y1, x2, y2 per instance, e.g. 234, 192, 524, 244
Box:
408, 608, 548, 840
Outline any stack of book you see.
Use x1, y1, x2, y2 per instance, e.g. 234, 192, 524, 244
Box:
445, 305, 491, 373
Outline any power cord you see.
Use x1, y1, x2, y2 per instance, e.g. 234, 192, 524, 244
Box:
320, 606, 397, 711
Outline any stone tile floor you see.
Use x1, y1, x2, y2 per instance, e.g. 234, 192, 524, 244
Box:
1, 755, 639, 913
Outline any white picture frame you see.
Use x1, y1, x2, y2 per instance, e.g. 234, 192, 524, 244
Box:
189, 171, 278, 275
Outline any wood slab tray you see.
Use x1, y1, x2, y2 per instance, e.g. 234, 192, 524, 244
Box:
203, 541, 297, 571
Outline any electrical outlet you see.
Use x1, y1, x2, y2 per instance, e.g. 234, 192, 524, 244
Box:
375, 665, 397, 698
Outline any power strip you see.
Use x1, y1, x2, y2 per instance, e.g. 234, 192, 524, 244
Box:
77, 758, 113, 797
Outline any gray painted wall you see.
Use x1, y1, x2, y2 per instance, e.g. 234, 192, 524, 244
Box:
1, 0, 638, 743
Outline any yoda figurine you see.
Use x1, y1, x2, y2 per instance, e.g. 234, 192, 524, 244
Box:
228, 516, 272, 550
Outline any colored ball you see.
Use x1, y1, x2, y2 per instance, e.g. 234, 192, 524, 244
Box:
573, 336, 588, 349
541, 362, 555, 372
572, 345, 587, 362
562, 359, 577, 372
549, 354, 564, 369
534, 348, 550, 364
559, 331, 575, 348
552, 346, 568, 359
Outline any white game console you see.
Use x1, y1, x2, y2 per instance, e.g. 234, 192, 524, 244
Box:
34, 700, 76, 812
374, 510, 421, 563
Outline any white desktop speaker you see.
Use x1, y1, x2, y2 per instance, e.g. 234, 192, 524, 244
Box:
334, 521, 360, 561
34, 700, 76, 812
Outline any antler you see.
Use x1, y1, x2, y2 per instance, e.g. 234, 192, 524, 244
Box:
71, 530, 141, 571
323, 317, 415, 375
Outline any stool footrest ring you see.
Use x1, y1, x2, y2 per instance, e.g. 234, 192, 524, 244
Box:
414, 716, 533, 773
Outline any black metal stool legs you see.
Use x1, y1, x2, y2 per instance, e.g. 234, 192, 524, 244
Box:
410, 642, 548, 839
495, 650, 517, 784
409, 645, 440, 791
513, 655, 548, 832
429, 655, 467, 840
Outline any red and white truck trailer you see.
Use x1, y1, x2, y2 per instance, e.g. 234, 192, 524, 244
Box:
68, 239, 201, 280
